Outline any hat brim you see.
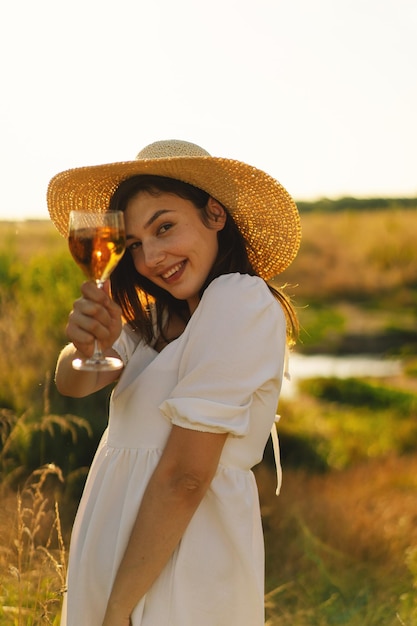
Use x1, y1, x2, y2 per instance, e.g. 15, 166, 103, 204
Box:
47, 155, 301, 279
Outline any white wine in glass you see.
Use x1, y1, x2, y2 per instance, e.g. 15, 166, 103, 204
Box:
68, 210, 126, 371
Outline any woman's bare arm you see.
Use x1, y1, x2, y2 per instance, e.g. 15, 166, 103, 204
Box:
55, 343, 121, 397
102, 426, 228, 625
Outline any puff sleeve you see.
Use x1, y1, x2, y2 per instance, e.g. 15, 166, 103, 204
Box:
112, 325, 140, 366
159, 273, 286, 436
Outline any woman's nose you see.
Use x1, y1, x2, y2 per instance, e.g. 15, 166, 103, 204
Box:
142, 240, 165, 268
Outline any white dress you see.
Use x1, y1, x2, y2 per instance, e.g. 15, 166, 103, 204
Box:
61, 273, 286, 626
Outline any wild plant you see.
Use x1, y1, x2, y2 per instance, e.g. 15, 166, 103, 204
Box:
398, 545, 417, 625
0, 464, 66, 624
0, 373, 93, 486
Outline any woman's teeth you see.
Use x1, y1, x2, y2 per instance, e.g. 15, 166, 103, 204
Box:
162, 262, 184, 279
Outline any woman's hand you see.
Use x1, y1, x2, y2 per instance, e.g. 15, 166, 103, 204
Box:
54, 280, 123, 397
66, 280, 122, 359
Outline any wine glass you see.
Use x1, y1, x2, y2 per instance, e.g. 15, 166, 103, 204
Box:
68, 210, 126, 371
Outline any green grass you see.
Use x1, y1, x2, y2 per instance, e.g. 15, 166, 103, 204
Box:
276, 377, 417, 471
259, 451, 417, 625
259, 370, 417, 624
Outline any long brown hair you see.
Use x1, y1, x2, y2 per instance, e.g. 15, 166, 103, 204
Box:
109, 175, 298, 345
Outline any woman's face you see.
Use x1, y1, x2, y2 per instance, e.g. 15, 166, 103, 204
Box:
125, 191, 225, 313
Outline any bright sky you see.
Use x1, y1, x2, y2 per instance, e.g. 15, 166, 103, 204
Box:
1, 0, 416, 220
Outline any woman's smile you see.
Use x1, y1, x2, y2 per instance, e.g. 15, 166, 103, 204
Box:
125, 191, 225, 313
161, 260, 187, 281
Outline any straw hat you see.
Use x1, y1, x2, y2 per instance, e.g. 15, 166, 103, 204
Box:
47, 139, 301, 279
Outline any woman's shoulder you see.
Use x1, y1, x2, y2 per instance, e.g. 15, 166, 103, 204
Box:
184, 273, 286, 357
197, 273, 284, 324
204, 273, 277, 306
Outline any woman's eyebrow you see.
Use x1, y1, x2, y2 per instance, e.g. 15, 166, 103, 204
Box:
144, 209, 173, 229
126, 209, 174, 240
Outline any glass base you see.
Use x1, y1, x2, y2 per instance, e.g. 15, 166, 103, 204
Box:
72, 356, 124, 371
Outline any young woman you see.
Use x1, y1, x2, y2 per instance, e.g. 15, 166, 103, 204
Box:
48, 139, 301, 626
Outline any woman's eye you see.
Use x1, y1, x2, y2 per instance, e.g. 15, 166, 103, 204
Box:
158, 223, 173, 235
128, 241, 142, 251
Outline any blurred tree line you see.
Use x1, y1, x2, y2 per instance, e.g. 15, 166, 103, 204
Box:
297, 196, 417, 213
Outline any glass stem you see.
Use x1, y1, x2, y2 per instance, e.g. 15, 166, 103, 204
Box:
91, 339, 104, 362
91, 280, 106, 362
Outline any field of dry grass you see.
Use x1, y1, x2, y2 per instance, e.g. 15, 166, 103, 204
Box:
274, 208, 417, 355
259, 453, 417, 625
0, 466, 66, 625
0, 207, 416, 624
0, 220, 65, 260
282, 208, 417, 300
